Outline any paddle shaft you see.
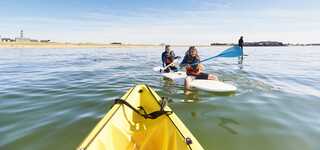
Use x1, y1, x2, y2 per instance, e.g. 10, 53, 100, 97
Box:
161, 58, 179, 72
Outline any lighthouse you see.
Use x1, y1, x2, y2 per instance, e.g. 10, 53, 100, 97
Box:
15, 30, 41, 42
15, 30, 33, 42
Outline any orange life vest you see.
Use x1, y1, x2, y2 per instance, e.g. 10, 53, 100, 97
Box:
186, 65, 200, 76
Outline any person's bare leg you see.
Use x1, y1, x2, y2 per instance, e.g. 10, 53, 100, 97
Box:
184, 89, 192, 95
184, 76, 193, 90
208, 74, 218, 80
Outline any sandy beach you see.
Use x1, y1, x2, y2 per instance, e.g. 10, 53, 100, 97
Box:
0, 42, 214, 48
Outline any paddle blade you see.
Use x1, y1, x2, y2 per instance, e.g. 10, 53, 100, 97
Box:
153, 66, 163, 72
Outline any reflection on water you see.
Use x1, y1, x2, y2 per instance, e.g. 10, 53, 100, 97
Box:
218, 117, 240, 135
0, 47, 320, 150
183, 90, 201, 102
161, 78, 178, 95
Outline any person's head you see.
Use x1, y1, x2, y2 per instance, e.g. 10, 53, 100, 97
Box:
240, 36, 243, 40
165, 45, 171, 52
188, 46, 198, 58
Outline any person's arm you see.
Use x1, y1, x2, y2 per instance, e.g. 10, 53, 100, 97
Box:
161, 52, 166, 67
179, 55, 188, 68
170, 51, 180, 60
171, 51, 181, 59
172, 51, 181, 59
171, 51, 175, 57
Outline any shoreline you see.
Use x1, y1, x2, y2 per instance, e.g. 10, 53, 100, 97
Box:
0, 42, 213, 49
1, 42, 318, 49
0, 42, 161, 49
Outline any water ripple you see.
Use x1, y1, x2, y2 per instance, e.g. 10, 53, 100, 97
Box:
0, 47, 319, 150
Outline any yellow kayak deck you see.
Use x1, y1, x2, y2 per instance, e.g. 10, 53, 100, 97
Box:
78, 84, 203, 150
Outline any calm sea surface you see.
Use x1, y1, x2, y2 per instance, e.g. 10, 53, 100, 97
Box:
0, 46, 319, 150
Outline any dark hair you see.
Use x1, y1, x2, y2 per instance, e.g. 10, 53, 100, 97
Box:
165, 45, 170, 49
185, 46, 194, 55
187, 46, 200, 59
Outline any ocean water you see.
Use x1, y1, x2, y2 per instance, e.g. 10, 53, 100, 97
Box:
0, 46, 319, 150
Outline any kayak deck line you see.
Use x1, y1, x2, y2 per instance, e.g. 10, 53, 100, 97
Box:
113, 98, 173, 119
78, 84, 204, 150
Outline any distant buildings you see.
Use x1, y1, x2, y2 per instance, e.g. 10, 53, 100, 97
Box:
15, 38, 35, 42
310, 43, 320, 46
110, 42, 122, 45
14, 30, 38, 42
210, 43, 231, 46
1, 38, 15, 42
0, 30, 50, 43
40, 40, 50, 43
211, 41, 288, 46
243, 41, 287, 47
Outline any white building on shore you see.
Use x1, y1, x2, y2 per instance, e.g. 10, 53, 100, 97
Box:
1, 30, 50, 43
15, 30, 38, 42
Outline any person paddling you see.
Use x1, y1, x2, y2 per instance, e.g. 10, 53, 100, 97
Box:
180, 46, 218, 90
238, 36, 244, 64
161, 45, 179, 72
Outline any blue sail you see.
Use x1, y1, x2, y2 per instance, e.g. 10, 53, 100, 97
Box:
215, 46, 243, 57
200, 46, 243, 63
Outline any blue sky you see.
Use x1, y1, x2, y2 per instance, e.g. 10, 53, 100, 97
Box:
0, 0, 319, 44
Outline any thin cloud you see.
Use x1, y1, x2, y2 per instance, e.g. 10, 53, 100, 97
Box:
0, 0, 319, 43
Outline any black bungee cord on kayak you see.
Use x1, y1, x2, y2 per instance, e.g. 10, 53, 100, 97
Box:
113, 97, 172, 119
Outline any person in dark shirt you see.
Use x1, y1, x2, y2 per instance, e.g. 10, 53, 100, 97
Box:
238, 36, 244, 64
238, 36, 244, 49
161, 45, 179, 72
180, 46, 218, 90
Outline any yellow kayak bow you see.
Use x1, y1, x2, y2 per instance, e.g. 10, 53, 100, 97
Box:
78, 84, 203, 150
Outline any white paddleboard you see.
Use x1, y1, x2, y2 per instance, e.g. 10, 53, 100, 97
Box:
190, 80, 237, 92
161, 71, 187, 80
153, 66, 164, 72
154, 66, 237, 92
